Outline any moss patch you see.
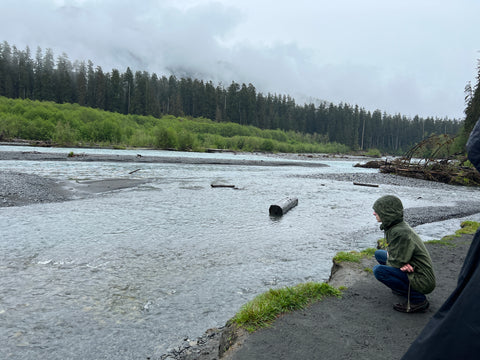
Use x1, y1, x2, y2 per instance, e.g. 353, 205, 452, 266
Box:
333, 248, 376, 264
457, 220, 480, 234
232, 282, 341, 332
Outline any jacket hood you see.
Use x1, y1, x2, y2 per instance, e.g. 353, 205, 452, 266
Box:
373, 195, 404, 229
467, 117, 480, 172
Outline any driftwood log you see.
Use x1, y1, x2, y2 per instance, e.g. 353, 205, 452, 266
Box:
269, 197, 298, 216
354, 160, 386, 169
211, 184, 236, 188
355, 158, 480, 186
353, 182, 379, 188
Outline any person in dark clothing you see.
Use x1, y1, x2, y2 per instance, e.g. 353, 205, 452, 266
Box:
372, 195, 436, 313
401, 118, 480, 359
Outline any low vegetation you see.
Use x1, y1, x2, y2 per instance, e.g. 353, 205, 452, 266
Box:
0, 96, 350, 154
332, 248, 376, 263
456, 220, 480, 234
232, 282, 341, 332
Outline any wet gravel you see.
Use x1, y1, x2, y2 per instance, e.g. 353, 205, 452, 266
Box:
294, 171, 454, 189
0, 171, 72, 207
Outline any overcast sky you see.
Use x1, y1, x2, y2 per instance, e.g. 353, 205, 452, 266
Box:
2, 0, 479, 119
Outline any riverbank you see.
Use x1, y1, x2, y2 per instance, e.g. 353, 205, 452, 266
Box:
0, 149, 331, 167
0, 171, 151, 207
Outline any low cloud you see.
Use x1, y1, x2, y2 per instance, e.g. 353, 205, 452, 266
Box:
2, 0, 478, 118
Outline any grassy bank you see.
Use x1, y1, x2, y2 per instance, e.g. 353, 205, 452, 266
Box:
232, 282, 341, 332
0, 96, 350, 154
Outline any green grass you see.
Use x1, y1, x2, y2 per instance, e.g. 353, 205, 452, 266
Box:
232, 282, 341, 332
333, 248, 376, 263
425, 238, 457, 246
456, 220, 480, 234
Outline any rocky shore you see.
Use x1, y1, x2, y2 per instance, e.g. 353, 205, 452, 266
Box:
0, 171, 152, 207
0, 149, 329, 167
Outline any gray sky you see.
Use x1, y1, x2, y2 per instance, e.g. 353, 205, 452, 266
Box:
2, 0, 479, 119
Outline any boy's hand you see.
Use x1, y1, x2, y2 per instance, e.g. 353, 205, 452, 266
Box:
400, 263, 414, 272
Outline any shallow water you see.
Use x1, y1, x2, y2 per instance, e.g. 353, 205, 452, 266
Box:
1, 147, 479, 359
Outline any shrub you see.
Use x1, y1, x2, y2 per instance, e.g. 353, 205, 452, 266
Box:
261, 139, 275, 152
129, 129, 155, 147
53, 121, 77, 145
366, 148, 382, 157
155, 126, 178, 149
177, 130, 196, 151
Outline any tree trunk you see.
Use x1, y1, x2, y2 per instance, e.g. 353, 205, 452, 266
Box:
269, 197, 298, 216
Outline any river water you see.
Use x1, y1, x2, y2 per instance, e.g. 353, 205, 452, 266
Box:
1, 146, 480, 359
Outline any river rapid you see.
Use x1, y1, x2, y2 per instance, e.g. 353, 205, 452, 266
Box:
1, 146, 480, 359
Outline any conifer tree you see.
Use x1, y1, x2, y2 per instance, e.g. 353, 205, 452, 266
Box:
55, 52, 74, 103
94, 66, 106, 109
75, 61, 87, 106
41, 48, 56, 101
86, 60, 96, 107
0, 42, 14, 97
464, 60, 480, 134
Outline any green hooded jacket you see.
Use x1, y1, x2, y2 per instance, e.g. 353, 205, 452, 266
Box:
373, 195, 436, 294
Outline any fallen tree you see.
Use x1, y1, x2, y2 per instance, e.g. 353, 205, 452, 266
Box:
355, 135, 480, 186
378, 158, 480, 186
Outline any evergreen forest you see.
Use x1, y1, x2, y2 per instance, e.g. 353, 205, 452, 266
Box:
0, 41, 476, 154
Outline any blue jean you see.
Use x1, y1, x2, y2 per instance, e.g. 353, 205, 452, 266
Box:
373, 250, 426, 303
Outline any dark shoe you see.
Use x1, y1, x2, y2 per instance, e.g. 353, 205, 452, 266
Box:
393, 299, 429, 313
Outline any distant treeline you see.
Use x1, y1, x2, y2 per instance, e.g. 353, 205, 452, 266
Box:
0, 41, 465, 153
